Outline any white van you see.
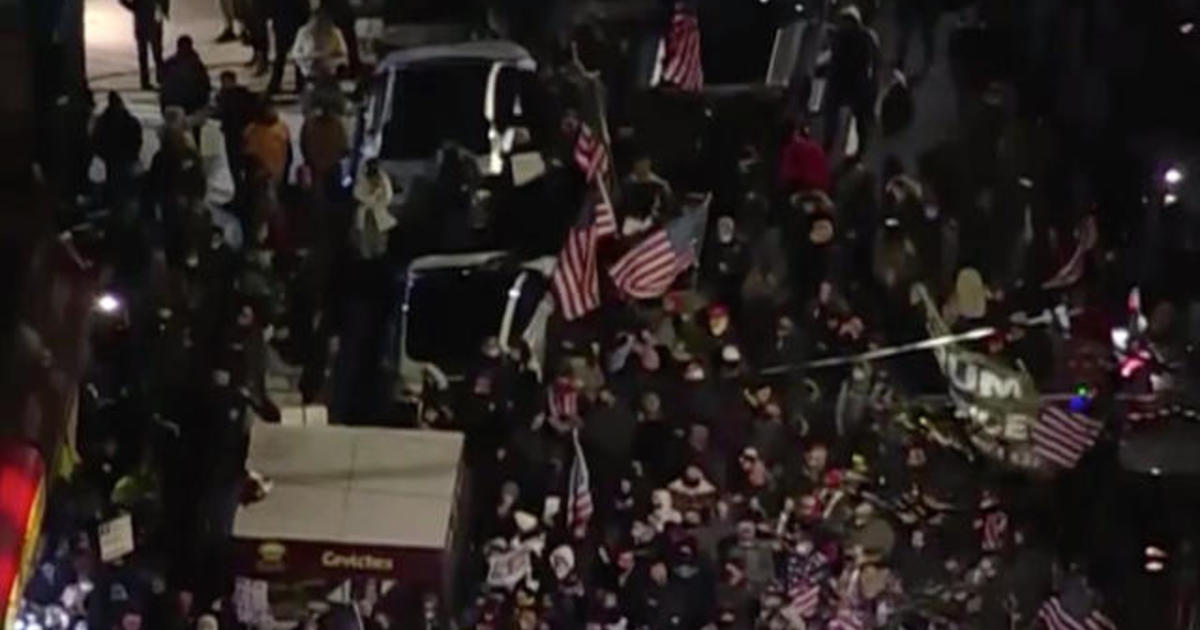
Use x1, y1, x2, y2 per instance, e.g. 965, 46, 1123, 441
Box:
359, 40, 546, 208
395, 251, 555, 390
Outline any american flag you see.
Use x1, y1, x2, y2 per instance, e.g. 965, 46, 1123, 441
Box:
609, 199, 709, 299
1036, 596, 1118, 630
551, 200, 618, 320
1033, 405, 1105, 469
547, 377, 580, 420
661, 2, 704, 92
567, 428, 593, 538
785, 550, 825, 618
573, 123, 609, 183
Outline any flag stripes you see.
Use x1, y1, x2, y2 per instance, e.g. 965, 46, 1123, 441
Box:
662, 3, 704, 92
1033, 405, 1104, 469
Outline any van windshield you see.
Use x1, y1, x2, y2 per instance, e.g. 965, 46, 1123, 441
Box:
404, 265, 515, 376
380, 62, 493, 160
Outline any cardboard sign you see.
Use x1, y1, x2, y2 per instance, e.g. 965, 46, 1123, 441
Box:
98, 514, 135, 562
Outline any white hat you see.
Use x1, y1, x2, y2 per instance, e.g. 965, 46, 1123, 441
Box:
514, 510, 538, 533
550, 545, 576, 579
197, 615, 219, 630
839, 5, 862, 23
721, 344, 742, 364
683, 362, 706, 382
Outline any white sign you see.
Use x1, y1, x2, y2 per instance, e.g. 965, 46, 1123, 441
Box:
98, 514, 135, 562
486, 547, 533, 590
234, 577, 272, 626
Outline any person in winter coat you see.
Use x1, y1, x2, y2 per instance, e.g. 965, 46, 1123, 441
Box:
92, 92, 144, 203
242, 102, 290, 186
352, 159, 396, 259
300, 106, 348, 205
778, 123, 831, 194
214, 72, 257, 209
159, 36, 211, 123
824, 6, 880, 156
289, 7, 348, 83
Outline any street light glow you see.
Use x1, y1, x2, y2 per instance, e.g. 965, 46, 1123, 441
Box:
95, 293, 121, 314
1165, 167, 1184, 185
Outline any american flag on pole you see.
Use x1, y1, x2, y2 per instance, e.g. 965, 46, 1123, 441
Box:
1036, 596, 1118, 630
551, 200, 618, 320
661, 2, 704, 92
609, 197, 710, 299
573, 123, 609, 183
1032, 405, 1105, 469
567, 428, 593, 538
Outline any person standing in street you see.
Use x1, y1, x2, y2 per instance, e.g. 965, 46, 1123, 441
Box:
823, 5, 880, 157
894, 0, 938, 78
267, 0, 311, 95
92, 92, 144, 205
159, 36, 212, 147
300, 105, 349, 209
290, 7, 349, 86
215, 0, 239, 42
241, 0, 270, 76
214, 71, 257, 212
120, 0, 169, 90
317, 0, 361, 76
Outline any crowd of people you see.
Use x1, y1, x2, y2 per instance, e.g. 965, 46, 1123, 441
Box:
17, 0, 1199, 629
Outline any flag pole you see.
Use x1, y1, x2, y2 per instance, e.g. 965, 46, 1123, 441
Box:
572, 42, 618, 213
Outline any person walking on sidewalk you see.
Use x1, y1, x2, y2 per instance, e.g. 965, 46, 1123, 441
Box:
120, 0, 169, 90
266, 0, 311, 95
894, 0, 939, 79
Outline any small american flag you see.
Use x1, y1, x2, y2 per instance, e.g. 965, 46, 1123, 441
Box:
609, 199, 709, 299
1036, 596, 1118, 630
547, 378, 580, 420
573, 123, 609, 183
567, 428, 593, 538
788, 582, 821, 618
551, 200, 618, 320
661, 2, 704, 92
1033, 405, 1104, 469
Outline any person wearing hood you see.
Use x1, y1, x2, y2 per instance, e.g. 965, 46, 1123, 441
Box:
824, 6, 880, 156
159, 36, 211, 139
778, 122, 832, 194
351, 158, 397, 260
704, 217, 749, 312
93, 92, 144, 204
667, 465, 718, 514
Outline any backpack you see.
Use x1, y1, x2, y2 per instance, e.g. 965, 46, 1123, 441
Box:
878, 71, 914, 136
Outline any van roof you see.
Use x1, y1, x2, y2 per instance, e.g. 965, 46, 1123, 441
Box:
376, 40, 537, 74
408, 251, 555, 276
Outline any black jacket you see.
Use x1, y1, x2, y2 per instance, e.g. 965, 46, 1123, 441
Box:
160, 51, 211, 113
93, 105, 143, 165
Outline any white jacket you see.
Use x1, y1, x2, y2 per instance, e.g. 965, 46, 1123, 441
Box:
353, 170, 397, 233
